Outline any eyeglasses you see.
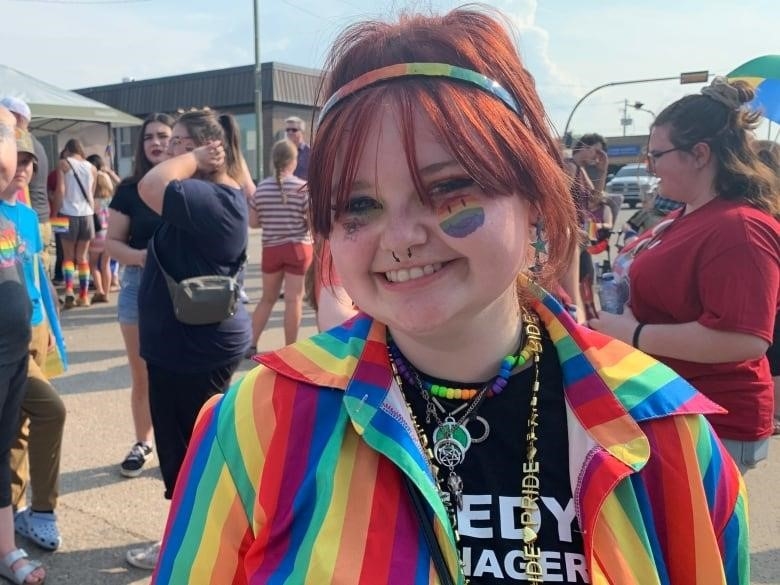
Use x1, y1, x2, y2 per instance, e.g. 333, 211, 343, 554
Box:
285, 128, 300, 134
646, 146, 685, 163
169, 136, 194, 147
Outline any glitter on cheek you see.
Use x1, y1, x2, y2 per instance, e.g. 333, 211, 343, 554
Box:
435, 195, 486, 238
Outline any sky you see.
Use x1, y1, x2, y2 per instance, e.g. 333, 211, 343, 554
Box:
1, 0, 778, 140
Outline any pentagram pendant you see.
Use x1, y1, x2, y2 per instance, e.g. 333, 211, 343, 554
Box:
434, 437, 466, 468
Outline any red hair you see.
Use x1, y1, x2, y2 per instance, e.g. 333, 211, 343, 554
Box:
308, 8, 577, 283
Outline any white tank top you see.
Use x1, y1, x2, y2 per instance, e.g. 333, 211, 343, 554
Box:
60, 157, 95, 217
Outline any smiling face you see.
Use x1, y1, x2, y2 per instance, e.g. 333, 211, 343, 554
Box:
143, 121, 172, 166
328, 107, 532, 337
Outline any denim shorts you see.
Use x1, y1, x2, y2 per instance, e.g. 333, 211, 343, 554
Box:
117, 265, 143, 325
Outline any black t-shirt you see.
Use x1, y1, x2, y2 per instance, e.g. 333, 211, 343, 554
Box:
402, 335, 589, 584
109, 180, 163, 250
138, 179, 251, 372
0, 214, 31, 365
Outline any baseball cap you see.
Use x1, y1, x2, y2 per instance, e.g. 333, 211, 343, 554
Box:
15, 129, 37, 161
0, 96, 32, 122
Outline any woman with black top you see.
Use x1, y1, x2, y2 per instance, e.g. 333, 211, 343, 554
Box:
106, 113, 174, 479
127, 108, 251, 571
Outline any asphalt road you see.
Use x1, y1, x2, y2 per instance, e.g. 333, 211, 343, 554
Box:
15, 227, 779, 584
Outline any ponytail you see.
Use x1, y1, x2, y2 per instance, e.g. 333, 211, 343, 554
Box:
218, 113, 243, 182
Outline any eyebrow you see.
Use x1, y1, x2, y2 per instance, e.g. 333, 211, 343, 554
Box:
346, 160, 462, 192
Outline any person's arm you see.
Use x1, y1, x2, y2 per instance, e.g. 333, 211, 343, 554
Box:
138, 142, 224, 215
239, 156, 256, 199
90, 165, 98, 197
105, 209, 146, 267
589, 308, 769, 362
560, 245, 585, 324
597, 204, 613, 230
592, 149, 608, 193
247, 185, 261, 229
54, 160, 68, 213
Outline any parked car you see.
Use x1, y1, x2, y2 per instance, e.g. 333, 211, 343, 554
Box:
606, 163, 659, 208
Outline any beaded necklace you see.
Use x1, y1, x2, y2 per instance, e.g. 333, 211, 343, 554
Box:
388, 321, 540, 400
388, 309, 545, 583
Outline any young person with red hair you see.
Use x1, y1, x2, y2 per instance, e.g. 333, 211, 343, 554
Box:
154, 9, 748, 585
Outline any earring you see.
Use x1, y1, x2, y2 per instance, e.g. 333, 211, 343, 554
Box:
392, 251, 401, 263
529, 222, 547, 278
407, 248, 412, 259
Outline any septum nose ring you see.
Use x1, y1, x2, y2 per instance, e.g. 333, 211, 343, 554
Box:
391, 249, 413, 263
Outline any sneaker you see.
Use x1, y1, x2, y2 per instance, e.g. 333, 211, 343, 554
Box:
75, 296, 91, 307
63, 292, 75, 309
120, 442, 154, 478
239, 288, 250, 304
126, 541, 161, 570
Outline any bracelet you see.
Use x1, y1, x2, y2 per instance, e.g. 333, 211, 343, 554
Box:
632, 323, 646, 349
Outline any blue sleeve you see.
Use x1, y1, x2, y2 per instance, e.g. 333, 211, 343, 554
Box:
162, 179, 225, 235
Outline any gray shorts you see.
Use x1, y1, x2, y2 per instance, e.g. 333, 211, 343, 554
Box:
61, 215, 95, 242
117, 265, 143, 325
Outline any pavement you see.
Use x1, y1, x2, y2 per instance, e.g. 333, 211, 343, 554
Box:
12, 227, 780, 584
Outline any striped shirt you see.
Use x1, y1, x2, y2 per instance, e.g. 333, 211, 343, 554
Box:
250, 175, 312, 246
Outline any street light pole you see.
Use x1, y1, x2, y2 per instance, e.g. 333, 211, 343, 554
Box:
253, 0, 263, 179
562, 71, 709, 141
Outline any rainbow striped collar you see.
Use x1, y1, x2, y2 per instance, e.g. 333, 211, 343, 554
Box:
258, 283, 722, 472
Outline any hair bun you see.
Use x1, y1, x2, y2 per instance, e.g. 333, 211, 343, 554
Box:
701, 76, 751, 110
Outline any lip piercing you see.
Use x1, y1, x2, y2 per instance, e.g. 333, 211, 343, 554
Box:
392, 251, 401, 263
407, 248, 412, 258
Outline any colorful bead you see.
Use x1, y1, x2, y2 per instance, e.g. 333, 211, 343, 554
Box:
388, 328, 539, 401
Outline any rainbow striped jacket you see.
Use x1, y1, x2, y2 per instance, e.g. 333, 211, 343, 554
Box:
153, 289, 749, 585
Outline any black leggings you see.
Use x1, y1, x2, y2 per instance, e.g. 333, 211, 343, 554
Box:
147, 360, 241, 499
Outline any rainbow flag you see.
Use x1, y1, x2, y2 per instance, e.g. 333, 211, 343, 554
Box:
727, 55, 780, 123
50, 216, 69, 234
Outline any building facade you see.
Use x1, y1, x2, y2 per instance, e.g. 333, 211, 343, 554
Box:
76, 62, 322, 179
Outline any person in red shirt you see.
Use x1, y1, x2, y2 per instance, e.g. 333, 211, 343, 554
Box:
591, 77, 780, 473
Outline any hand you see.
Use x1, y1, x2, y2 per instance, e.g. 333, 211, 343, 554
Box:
594, 149, 609, 169
588, 305, 638, 344
193, 141, 225, 174
135, 248, 147, 267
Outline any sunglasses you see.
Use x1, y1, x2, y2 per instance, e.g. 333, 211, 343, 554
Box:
285, 128, 301, 133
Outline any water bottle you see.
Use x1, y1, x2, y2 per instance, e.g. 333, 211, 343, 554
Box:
598, 272, 625, 314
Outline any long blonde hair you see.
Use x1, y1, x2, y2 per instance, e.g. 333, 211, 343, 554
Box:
272, 139, 298, 204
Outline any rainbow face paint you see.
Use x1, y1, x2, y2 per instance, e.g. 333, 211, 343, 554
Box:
436, 195, 485, 238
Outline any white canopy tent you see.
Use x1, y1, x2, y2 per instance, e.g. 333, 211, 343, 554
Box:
0, 65, 141, 169
0, 65, 141, 133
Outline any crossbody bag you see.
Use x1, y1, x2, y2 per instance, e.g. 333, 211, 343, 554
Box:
150, 234, 246, 326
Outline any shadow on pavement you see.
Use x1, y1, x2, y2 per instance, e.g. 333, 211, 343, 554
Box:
20, 542, 156, 585
65, 349, 128, 366
59, 463, 161, 496
55, 363, 130, 395
751, 548, 780, 584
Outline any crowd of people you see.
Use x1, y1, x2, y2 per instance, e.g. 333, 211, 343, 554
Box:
0, 6, 778, 584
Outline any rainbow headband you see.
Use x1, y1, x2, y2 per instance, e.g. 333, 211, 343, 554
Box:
317, 62, 523, 124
